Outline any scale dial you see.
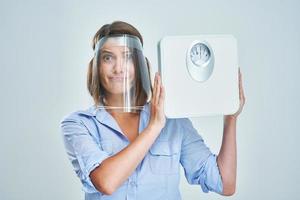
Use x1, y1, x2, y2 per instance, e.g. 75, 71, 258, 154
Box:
190, 43, 211, 66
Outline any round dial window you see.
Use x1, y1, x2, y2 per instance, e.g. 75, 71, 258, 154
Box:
190, 43, 211, 66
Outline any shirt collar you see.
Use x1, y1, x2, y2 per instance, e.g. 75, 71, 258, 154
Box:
79, 102, 150, 134
96, 102, 150, 120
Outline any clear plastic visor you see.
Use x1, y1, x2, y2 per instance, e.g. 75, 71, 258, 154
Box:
93, 34, 151, 113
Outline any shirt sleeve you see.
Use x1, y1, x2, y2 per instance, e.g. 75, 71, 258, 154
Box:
60, 114, 110, 193
179, 118, 223, 195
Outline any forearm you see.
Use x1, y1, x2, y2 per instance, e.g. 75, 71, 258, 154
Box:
90, 125, 161, 194
217, 116, 237, 195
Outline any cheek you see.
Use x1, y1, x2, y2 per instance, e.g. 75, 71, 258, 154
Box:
99, 63, 111, 73
129, 64, 135, 79
99, 67, 110, 84
101, 62, 114, 73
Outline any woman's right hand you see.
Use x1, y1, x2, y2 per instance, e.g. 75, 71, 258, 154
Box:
148, 72, 166, 132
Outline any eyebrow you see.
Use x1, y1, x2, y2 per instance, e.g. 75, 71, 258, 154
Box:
101, 49, 131, 54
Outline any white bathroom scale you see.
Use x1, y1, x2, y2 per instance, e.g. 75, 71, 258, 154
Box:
158, 35, 239, 118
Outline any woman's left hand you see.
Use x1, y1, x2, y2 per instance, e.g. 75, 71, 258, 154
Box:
225, 68, 246, 120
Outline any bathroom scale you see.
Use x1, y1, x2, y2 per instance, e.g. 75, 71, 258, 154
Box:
157, 35, 239, 118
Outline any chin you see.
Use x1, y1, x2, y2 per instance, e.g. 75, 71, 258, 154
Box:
106, 87, 124, 95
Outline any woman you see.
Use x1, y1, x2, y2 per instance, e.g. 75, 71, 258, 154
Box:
60, 21, 245, 200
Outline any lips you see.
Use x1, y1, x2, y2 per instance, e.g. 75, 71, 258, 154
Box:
109, 76, 126, 81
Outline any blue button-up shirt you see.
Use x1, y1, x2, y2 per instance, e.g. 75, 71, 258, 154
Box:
60, 102, 223, 200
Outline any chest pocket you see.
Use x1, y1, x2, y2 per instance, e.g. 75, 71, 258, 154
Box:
149, 140, 180, 175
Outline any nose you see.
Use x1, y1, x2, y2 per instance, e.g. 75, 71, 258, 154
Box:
113, 56, 125, 74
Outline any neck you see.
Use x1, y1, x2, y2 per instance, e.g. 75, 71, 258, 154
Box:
103, 94, 125, 107
102, 94, 140, 117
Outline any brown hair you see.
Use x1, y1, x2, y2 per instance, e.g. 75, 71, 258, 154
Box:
87, 21, 152, 107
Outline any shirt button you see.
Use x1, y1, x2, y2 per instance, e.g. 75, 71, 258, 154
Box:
130, 181, 136, 187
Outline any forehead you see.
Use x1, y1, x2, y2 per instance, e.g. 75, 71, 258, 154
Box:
101, 39, 131, 53
97, 35, 143, 53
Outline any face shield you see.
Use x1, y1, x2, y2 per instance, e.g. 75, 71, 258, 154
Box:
93, 34, 152, 113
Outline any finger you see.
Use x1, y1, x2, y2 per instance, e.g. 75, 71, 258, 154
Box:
155, 73, 161, 105
236, 68, 245, 111
238, 68, 243, 97
239, 72, 246, 105
239, 72, 245, 100
239, 72, 242, 98
153, 72, 159, 105
152, 73, 157, 103
158, 85, 165, 108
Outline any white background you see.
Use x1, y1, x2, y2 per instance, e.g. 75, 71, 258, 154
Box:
1, 0, 299, 199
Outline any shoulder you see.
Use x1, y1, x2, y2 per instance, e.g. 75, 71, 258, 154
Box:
59, 105, 97, 126
163, 117, 200, 141
156, 117, 192, 140
165, 117, 193, 129
59, 106, 101, 139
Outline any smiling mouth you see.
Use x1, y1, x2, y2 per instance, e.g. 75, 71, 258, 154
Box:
109, 77, 128, 81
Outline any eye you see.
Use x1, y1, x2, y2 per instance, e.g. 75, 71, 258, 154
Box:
102, 54, 113, 62
124, 53, 133, 59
